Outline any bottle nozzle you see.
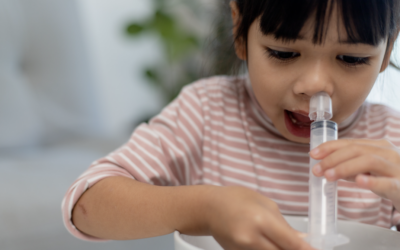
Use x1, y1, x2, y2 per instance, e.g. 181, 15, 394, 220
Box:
309, 92, 333, 121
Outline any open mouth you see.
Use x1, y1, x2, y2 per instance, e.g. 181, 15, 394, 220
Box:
284, 110, 312, 138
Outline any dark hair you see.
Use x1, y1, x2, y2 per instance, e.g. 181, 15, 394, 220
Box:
234, 0, 400, 48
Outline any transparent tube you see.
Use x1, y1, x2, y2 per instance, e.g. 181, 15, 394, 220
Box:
307, 93, 349, 250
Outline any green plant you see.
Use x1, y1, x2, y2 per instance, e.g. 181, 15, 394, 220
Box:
126, 0, 206, 103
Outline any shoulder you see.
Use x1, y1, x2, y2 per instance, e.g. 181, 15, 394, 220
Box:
364, 102, 400, 122
185, 75, 246, 98
362, 102, 400, 144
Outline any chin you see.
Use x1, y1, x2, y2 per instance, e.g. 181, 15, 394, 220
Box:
284, 132, 310, 144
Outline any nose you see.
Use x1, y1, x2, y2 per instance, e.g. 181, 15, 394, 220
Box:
292, 59, 334, 98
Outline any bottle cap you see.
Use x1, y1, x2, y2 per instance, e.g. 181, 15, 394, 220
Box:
309, 92, 332, 121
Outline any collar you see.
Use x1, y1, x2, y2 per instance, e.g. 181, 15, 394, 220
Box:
244, 76, 363, 138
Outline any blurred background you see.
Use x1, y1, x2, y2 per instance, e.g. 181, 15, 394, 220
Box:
0, 0, 399, 249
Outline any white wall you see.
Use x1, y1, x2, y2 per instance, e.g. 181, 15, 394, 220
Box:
77, 0, 165, 138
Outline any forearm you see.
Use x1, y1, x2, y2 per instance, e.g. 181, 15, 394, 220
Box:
72, 176, 215, 240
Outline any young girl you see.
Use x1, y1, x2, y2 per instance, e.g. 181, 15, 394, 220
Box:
62, 0, 400, 249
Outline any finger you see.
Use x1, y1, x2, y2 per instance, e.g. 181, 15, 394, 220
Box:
310, 139, 390, 160
322, 155, 400, 182
356, 175, 400, 202
313, 143, 394, 177
257, 236, 280, 250
312, 146, 364, 177
226, 234, 281, 250
261, 215, 314, 250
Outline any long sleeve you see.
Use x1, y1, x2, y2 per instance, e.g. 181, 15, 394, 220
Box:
61, 83, 205, 240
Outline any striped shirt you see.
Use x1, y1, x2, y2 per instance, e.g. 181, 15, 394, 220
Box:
62, 76, 400, 241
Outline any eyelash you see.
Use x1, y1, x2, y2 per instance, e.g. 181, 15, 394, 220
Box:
265, 48, 370, 67
265, 48, 299, 62
336, 55, 370, 67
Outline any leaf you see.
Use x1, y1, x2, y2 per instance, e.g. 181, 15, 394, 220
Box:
144, 69, 161, 85
126, 23, 145, 35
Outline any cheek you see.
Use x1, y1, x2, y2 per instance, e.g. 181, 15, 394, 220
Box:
247, 49, 290, 111
248, 64, 288, 115
333, 69, 378, 122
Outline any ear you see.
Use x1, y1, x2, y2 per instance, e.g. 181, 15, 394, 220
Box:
230, 1, 247, 61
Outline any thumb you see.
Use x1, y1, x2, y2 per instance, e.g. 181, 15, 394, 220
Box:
296, 231, 307, 239
355, 174, 400, 201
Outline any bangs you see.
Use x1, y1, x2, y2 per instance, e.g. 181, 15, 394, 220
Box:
236, 0, 400, 46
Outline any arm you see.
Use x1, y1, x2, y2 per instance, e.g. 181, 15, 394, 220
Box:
72, 176, 214, 240
73, 176, 314, 250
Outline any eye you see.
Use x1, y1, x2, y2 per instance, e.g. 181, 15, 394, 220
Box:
266, 48, 300, 61
337, 55, 369, 67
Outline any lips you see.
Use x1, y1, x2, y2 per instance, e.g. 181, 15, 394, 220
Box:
284, 110, 312, 138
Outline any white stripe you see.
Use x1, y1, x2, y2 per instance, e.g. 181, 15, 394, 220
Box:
387, 126, 400, 134
106, 156, 119, 165
250, 141, 309, 157
249, 126, 265, 132
204, 138, 251, 156
168, 148, 185, 184
252, 135, 307, 147
177, 117, 202, 159
204, 113, 243, 125
346, 129, 385, 138
185, 87, 202, 105
269, 198, 309, 207
256, 153, 309, 167
119, 153, 153, 184
130, 139, 172, 183
222, 175, 258, 189
87, 174, 111, 186
68, 185, 79, 219
259, 186, 309, 196
204, 127, 247, 143
339, 212, 389, 222
154, 115, 177, 129
135, 134, 163, 154
209, 120, 244, 133
337, 186, 377, 194
338, 197, 381, 203
255, 164, 309, 177
78, 164, 122, 179
202, 94, 239, 105
201, 91, 236, 100
124, 147, 166, 185
183, 91, 203, 122
203, 178, 222, 186
203, 167, 221, 177
280, 210, 308, 215
207, 99, 239, 108
338, 205, 381, 213
164, 108, 178, 117
204, 148, 253, 166
181, 104, 203, 138
208, 101, 240, 113
198, 85, 236, 96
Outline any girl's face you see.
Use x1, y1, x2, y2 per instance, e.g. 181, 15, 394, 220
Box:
237, 10, 391, 144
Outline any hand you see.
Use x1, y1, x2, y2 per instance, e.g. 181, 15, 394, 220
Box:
310, 139, 400, 210
205, 186, 314, 250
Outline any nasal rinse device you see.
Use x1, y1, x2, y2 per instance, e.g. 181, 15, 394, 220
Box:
307, 92, 349, 250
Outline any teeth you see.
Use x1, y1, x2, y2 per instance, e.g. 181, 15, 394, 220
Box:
290, 115, 297, 124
